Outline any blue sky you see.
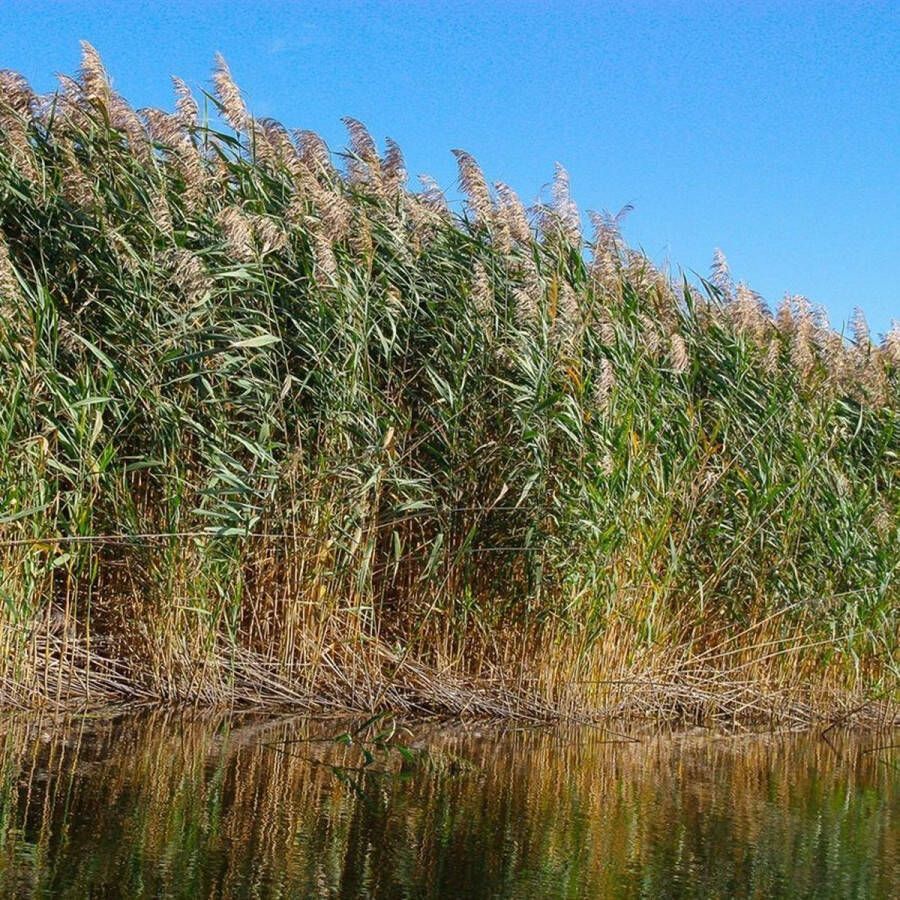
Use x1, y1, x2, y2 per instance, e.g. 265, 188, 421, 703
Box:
2, 1, 897, 334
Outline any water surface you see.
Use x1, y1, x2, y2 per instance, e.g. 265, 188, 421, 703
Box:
0, 712, 895, 898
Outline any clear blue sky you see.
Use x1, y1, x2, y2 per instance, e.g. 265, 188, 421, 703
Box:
2, 1, 897, 334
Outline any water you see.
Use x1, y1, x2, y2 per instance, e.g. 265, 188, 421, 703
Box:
0, 713, 895, 898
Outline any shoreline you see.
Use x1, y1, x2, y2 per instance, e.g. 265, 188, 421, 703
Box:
3, 633, 896, 730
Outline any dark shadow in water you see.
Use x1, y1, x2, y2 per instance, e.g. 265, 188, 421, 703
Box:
0, 711, 896, 898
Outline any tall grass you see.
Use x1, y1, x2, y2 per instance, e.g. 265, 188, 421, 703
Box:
0, 46, 897, 721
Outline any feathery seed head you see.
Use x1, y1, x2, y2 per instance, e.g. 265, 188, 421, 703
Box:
596, 312, 616, 346
452, 149, 493, 226
552, 282, 581, 353
882, 321, 900, 366
349, 215, 374, 260
0, 69, 35, 117
819, 331, 848, 388
810, 303, 831, 331
342, 116, 379, 163
217, 206, 255, 262
549, 163, 581, 248
471, 262, 493, 316
172, 76, 199, 128
589, 210, 625, 291
295, 130, 334, 176
252, 215, 287, 255
710, 248, 734, 301
143, 108, 186, 146
382, 137, 406, 194
167, 249, 209, 305
0, 233, 20, 301
308, 179, 352, 242
254, 117, 298, 171
639, 314, 661, 356
313, 231, 338, 287
78, 41, 111, 106
110, 94, 151, 160
0, 92, 37, 181
57, 136, 93, 206
212, 53, 250, 132
775, 294, 795, 333
150, 189, 173, 235
669, 332, 689, 374
763, 336, 781, 376
494, 182, 531, 244
56, 72, 86, 118
594, 358, 616, 410
417, 175, 449, 213
791, 294, 813, 326
342, 117, 383, 190
731, 283, 768, 340
851, 307, 870, 348
514, 255, 543, 328
790, 326, 815, 380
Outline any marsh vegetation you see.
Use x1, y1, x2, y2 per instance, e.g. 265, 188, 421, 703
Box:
0, 46, 897, 722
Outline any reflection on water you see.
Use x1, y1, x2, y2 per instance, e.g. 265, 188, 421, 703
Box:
0, 712, 896, 898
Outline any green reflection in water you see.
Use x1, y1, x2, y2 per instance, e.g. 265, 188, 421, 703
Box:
0, 713, 895, 898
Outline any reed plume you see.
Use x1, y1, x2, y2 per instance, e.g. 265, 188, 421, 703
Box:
548, 163, 582, 248
412, 174, 441, 209
0, 232, 18, 301
172, 76, 199, 128
382, 137, 406, 194
452, 148, 493, 226
471, 261, 493, 316
217, 205, 255, 261
494, 182, 531, 244
710, 248, 734, 301
213, 53, 250, 132
730, 283, 768, 341
78, 41, 111, 107
851, 307, 870, 349
588, 210, 625, 295
0, 69, 34, 116
594, 358, 616, 410
883, 321, 900, 365
342, 116, 383, 190
292, 131, 331, 181
669, 332, 689, 374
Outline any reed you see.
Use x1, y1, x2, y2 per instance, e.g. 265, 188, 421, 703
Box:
0, 46, 897, 723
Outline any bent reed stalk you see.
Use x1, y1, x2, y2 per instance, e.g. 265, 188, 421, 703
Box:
0, 46, 897, 725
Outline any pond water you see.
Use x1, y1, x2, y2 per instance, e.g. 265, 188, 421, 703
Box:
0, 712, 895, 898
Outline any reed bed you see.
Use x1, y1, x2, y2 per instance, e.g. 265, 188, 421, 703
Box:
0, 46, 897, 723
